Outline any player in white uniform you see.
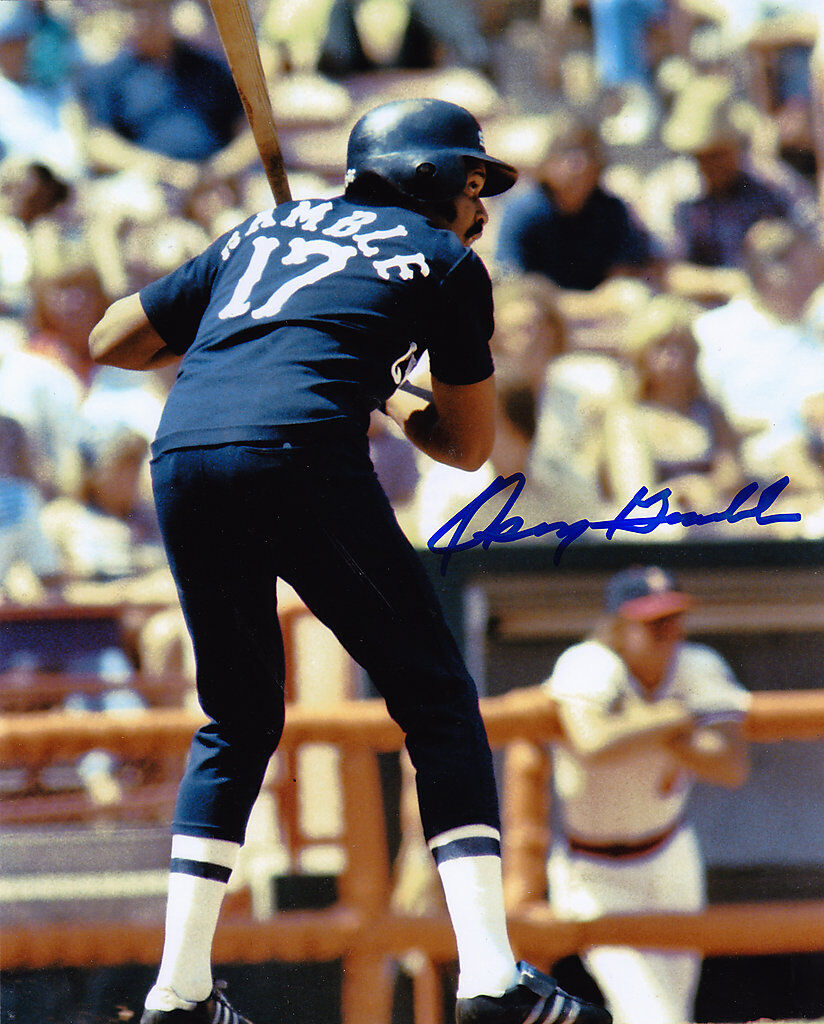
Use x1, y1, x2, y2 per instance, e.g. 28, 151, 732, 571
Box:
544, 567, 751, 1024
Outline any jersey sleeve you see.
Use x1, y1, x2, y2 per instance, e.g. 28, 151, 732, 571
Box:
677, 644, 751, 723
425, 249, 494, 386
138, 233, 227, 355
543, 641, 626, 710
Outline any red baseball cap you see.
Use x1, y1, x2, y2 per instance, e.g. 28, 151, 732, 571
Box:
605, 567, 693, 622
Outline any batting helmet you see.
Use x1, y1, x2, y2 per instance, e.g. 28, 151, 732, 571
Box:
345, 98, 518, 203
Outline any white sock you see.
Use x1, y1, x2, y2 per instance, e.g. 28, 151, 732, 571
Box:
430, 825, 519, 999
144, 835, 240, 1010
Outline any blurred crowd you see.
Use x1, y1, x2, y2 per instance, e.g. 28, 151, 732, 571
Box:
2, 0, 824, 620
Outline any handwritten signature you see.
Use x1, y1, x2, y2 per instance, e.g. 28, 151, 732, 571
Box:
427, 474, 801, 575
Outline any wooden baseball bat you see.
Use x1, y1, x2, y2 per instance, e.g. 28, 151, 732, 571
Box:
207, 0, 292, 204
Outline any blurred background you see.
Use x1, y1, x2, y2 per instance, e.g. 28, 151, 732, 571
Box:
0, 0, 824, 1021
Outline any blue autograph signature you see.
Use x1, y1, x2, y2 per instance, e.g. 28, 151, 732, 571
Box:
427, 474, 801, 575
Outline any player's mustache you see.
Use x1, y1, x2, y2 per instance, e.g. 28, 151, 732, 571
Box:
465, 219, 484, 241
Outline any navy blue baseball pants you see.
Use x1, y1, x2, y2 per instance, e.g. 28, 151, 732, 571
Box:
151, 437, 499, 845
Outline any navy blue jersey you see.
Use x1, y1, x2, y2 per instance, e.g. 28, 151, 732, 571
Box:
140, 196, 495, 456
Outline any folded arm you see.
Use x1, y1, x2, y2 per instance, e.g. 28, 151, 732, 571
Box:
665, 720, 750, 788
558, 695, 693, 762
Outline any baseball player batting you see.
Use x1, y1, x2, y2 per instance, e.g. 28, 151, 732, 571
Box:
89, 98, 610, 1024
544, 567, 750, 1024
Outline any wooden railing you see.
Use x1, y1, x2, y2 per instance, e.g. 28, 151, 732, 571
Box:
3, 690, 824, 1024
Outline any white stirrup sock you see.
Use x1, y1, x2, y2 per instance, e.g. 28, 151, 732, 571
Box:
144, 835, 240, 1011
430, 825, 519, 999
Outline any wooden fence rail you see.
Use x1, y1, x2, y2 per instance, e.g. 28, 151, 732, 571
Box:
5, 900, 824, 973
3, 688, 824, 763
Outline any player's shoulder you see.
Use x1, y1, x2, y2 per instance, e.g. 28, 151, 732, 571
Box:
675, 642, 734, 678
673, 642, 751, 714
544, 639, 626, 700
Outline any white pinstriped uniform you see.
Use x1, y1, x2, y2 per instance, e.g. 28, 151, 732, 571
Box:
543, 640, 750, 1024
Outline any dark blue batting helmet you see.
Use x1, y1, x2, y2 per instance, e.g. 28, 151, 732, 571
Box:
345, 98, 518, 202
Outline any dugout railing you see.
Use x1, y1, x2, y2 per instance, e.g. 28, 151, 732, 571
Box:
3, 689, 824, 1024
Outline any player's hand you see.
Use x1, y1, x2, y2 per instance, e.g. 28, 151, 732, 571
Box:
403, 348, 431, 388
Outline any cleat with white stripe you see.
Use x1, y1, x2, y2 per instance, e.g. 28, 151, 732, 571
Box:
140, 982, 253, 1024
456, 961, 610, 1024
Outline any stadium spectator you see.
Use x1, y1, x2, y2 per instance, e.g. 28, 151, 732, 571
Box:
603, 294, 746, 514
479, 274, 636, 525
494, 110, 661, 291
0, 321, 84, 498
687, 0, 819, 180
30, 240, 166, 427
488, 273, 569, 397
1, 158, 71, 228
811, 13, 824, 210
0, 0, 85, 181
80, 170, 213, 298
528, 347, 632, 525
0, 240, 166, 504
28, 252, 109, 389
79, 0, 254, 189
692, 217, 824, 479
316, 0, 492, 78
0, 156, 73, 314
0, 412, 61, 602
39, 423, 161, 582
414, 276, 574, 544
588, 0, 668, 88
663, 75, 819, 274
0, 412, 154, 809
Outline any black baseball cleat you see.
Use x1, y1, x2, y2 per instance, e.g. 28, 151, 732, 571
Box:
456, 961, 612, 1024
140, 982, 254, 1024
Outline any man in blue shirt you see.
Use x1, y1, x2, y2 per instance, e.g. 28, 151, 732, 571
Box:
494, 115, 657, 290
80, 1, 251, 188
662, 82, 819, 270
90, 98, 611, 1024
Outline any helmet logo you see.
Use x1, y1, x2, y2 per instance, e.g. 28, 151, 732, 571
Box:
644, 568, 671, 594
344, 168, 357, 187
477, 129, 486, 150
